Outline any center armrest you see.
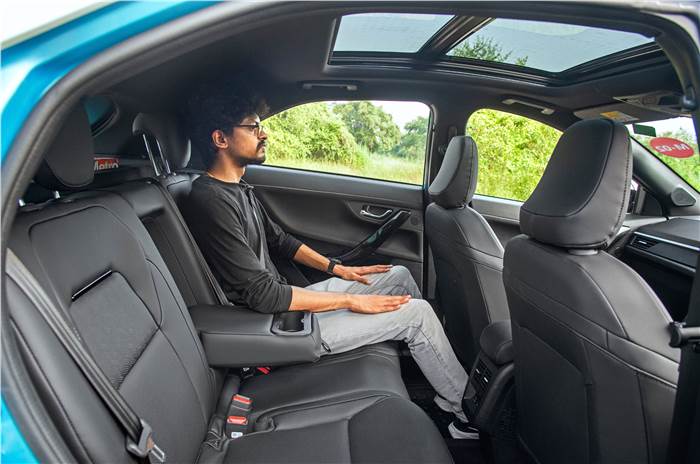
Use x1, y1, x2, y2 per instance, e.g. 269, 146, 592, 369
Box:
189, 305, 322, 367
479, 320, 513, 366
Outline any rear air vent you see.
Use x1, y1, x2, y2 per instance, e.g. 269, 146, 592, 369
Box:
473, 359, 492, 395
630, 235, 658, 251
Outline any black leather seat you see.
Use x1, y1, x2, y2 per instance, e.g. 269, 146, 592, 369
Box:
426, 136, 509, 365
503, 118, 679, 464
7, 106, 453, 463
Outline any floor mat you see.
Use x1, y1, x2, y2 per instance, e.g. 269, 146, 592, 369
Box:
401, 357, 488, 464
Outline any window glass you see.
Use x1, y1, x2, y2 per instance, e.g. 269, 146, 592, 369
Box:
627, 117, 699, 191
264, 101, 430, 184
467, 109, 561, 201
334, 13, 453, 53
447, 19, 652, 72
84, 95, 116, 134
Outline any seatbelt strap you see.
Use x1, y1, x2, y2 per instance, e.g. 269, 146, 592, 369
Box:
153, 180, 230, 306
666, 252, 700, 464
6, 250, 166, 463
242, 184, 266, 267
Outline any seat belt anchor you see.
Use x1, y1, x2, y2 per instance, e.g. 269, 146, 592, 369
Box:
126, 419, 167, 463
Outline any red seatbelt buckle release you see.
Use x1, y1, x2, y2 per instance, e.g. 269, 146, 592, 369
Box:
227, 416, 248, 426
225, 415, 249, 439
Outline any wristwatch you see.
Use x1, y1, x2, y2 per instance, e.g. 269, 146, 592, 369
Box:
326, 258, 341, 275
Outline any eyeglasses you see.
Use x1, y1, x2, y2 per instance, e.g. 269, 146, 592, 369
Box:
234, 122, 266, 136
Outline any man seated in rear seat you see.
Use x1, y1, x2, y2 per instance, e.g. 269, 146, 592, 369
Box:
182, 78, 475, 438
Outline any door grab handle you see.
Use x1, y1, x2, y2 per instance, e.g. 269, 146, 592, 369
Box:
360, 207, 393, 220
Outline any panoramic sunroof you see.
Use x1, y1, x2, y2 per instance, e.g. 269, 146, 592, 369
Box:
334, 13, 453, 53
446, 19, 653, 73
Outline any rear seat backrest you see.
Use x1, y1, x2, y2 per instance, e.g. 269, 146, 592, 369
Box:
106, 179, 220, 307
9, 107, 218, 462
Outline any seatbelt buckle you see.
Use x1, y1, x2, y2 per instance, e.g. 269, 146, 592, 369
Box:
230, 394, 252, 413
225, 415, 249, 439
240, 366, 271, 379
126, 419, 166, 463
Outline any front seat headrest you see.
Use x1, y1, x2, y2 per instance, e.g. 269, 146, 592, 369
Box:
35, 105, 95, 191
428, 136, 478, 208
133, 112, 191, 170
520, 118, 632, 249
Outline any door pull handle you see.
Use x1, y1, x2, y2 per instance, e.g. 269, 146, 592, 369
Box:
360, 207, 393, 220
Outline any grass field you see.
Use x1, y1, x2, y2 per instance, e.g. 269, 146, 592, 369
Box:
267, 153, 424, 185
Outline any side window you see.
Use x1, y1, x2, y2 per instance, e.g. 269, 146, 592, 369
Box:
264, 101, 431, 184
467, 109, 561, 201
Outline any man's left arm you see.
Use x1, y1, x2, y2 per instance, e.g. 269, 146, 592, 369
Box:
292, 244, 391, 285
256, 198, 391, 284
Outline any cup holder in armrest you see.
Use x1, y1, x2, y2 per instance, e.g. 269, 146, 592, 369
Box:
271, 311, 313, 336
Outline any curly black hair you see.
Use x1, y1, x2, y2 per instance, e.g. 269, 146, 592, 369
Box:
183, 76, 268, 168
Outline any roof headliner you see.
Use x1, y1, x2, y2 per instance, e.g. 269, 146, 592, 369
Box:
103, 3, 682, 130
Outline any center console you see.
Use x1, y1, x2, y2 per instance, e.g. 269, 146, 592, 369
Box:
189, 305, 322, 367
463, 320, 517, 460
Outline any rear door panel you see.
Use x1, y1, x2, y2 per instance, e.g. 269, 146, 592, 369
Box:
243, 165, 426, 286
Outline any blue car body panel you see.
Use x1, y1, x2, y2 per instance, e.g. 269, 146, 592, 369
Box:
0, 2, 217, 461
1, 1, 217, 159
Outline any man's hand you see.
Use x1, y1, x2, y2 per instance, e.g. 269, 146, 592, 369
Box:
334, 264, 392, 284
348, 294, 411, 314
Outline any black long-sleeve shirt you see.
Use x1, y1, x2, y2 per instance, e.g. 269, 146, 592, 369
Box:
183, 176, 302, 313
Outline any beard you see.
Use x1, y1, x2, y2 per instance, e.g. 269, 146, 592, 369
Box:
244, 154, 266, 166
230, 144, 266, 166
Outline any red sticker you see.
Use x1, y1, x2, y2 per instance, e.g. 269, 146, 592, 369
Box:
649, 138, 695, 158
94, 157, 120, 171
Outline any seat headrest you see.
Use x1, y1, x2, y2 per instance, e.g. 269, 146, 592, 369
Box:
35, 106, 95, 191
520, 118, 632, 249
428, 136, 478, 208
133, 112, 191, 170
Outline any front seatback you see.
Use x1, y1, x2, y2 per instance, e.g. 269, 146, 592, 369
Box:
504, 118, 679, 464
426, 136, 509, 365
8, 107, 218, 462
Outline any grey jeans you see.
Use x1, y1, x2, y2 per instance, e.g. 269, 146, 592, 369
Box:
307, 265, 469, 418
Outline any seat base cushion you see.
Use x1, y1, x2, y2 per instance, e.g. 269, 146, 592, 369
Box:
198, 396, 452, 464
238, 343, 409, 422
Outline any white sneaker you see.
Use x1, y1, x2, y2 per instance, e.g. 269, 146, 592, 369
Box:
448, 420, 480, 440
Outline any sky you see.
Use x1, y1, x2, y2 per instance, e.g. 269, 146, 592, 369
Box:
1, 0, 102, 45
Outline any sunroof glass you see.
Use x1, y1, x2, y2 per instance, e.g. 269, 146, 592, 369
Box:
334, 13, 453, 54
446, 19, 653, 72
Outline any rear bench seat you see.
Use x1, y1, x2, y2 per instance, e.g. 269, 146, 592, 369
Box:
108, 115, 411, 422
7, 106, 453, 462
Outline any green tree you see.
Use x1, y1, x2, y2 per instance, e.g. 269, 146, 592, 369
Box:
264, 102, 365, 167
451, 36, 528, 66
392, 116, 429, 159
332, 102, 401, 153
468, 109, 560, 201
